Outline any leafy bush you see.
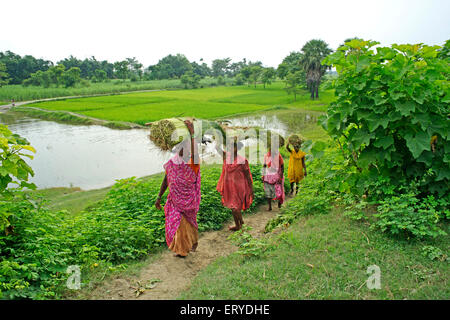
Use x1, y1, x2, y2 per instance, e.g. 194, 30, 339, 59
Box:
322, 39, 449, 197
374, 191, 447, 239
421, 245, 448, 262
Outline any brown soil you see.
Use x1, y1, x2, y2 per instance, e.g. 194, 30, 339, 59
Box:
86, 202, 286, 300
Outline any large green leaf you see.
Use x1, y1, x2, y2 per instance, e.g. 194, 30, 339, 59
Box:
394, 101, 416, 116
366, 113, 390, 132
373, 135, 394, 149
405, 130, 431, 158
351, 129, 375, 149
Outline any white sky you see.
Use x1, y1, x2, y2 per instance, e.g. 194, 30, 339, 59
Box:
1, 0, 449, 68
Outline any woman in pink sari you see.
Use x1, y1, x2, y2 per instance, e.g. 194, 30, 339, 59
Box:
216, 139, 254, 231
155, 120, 201, 257
262, 148, 285, 211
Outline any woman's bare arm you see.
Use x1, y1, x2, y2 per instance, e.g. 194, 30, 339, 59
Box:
286, 143, 292, 153
155, 174, 168, 210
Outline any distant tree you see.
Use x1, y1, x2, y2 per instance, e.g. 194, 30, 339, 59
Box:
276, 62, 289, 80
216, 75, 225, 86
48, 64, 66, 87
147, 54, 192, 79
0, 63, 10, 87
300, 39, 332, 99
181, 70, 201, 88
61, 67, 81, 87
191, 61, 210, 78
126, 57, 143, 80
212, 58, 231, 77
114, 60, 129, 80
284, 71, 304, 101
240, 66, 252, 86
0, 51, 52, 84
234, 73, 245, 85
249, 65, 263, 88
93, 69, 107, 82
261, 67, 276, 88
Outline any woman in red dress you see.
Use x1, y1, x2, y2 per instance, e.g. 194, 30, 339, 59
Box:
216, 139, 254, 231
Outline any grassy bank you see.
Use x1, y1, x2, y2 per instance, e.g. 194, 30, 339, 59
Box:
17, 83, 333, 125
180, 206, 449, 300
10, 106, 143, 129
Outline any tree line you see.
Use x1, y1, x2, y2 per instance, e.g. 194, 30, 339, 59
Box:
0, 39, 340, 99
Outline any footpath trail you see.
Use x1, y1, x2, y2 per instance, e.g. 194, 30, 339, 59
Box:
86, 202, 287, 300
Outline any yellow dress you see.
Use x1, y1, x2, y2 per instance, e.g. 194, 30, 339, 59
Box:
288, 149, 306, 183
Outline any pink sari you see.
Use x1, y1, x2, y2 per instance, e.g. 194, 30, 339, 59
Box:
163, 155, 201, 247
263, 152, 285, 204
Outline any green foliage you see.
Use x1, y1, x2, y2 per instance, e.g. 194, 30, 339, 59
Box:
322, 39, 449, 197
373, 191, 447, 239
0, 125, 36, 234
0, 164, 266, 299
421, 245, 448, 262
180, 71, 201, 89
0, 62, 9, 87
283, 71, 305, 101
228, 226, 270, 258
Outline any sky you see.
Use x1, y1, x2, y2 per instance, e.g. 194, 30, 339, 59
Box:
1, 0, 449, 68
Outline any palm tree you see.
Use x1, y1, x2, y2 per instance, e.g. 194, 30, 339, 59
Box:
300, 39, 333, 99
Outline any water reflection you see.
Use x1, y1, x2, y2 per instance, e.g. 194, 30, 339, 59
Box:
0, 112, 171, 190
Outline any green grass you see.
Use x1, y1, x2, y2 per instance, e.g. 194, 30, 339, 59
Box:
27, 172, 167, 215
19, 82, 333, 125
180, 207, 449, 300
28, 187, 110, 215
0, 78, 234, 102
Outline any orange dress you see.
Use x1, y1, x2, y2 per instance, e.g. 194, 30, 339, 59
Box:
216, 153, 253, 211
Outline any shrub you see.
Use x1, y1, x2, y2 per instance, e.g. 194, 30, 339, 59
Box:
373, 191, 447, 239
322, 39, 450, 197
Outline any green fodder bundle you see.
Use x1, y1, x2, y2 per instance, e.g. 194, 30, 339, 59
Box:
149, 118, 189, 151
288, 134, 305, 147
149, 117, 226, 151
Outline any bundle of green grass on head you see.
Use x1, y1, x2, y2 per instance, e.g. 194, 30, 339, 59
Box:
149, 117, 225, 151
288, 134, 305, 148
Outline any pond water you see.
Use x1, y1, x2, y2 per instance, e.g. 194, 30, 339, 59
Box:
0, 109, 322, 190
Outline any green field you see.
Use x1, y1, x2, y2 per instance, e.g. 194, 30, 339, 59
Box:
0, 78, 235, 103
21, 82, 334, 125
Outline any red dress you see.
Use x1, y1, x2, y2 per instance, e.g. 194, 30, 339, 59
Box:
216, 153, 253, 211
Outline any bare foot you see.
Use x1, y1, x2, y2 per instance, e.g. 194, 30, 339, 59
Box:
191, 243, 198, 252
229, 225, 239, 231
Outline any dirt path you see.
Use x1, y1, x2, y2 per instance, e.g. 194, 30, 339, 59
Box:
86, 203, 284, 300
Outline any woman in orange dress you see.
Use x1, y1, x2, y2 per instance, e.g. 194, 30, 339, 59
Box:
216, 139, 254, 231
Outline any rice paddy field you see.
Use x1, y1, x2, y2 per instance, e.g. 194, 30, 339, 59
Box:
0, 78, 234, 103
20, 82, 334, 125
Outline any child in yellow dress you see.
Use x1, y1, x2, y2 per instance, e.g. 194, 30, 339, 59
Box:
286, 142, 307, 195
